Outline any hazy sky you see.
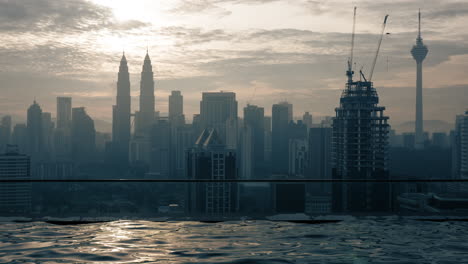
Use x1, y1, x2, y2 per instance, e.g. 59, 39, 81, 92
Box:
1, 0, 467, 128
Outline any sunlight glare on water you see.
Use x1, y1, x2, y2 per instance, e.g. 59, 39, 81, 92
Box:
0, 218, 467, 263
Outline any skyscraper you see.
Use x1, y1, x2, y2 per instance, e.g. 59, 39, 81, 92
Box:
56, 97, 72, 130
174, 124, 194, 178
135, 51, 155, 134
308, 126, 332, 193
271, 102, 292, 175
71, 107, 96, 163
27, 101, 43, 161
244, 104, 265, 176
149, 119, 172, 178
112, 53, 131, 162
0, 145, 31, 214
302, 112, 313, 128
169, 91, 185, 126
0, 116, 12, 152
199, 92, 238, 143
332, 70, 390, 212
41, 112, 53, 158
187, 129, 237, 215
452, 111, 468, 192
55, 97, 72, 160
411, 10, 428, 149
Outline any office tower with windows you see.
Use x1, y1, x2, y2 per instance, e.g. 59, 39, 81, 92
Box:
199, 92, 237, 144
187, 129, 237, 215
0, 145, 31, 214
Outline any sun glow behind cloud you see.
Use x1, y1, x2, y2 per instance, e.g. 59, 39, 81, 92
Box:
0, 0, 467, 125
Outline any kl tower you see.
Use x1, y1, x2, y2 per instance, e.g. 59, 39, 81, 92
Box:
411, 10, 428, 149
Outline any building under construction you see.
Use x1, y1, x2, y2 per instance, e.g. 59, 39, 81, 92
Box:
332, 8, 391, 212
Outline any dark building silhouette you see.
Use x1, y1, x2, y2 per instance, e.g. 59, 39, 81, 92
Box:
187, 129, 237, 215
55, 97, 72, 160
302, 112, 313, 128
287, 120, 308, 177
149, 119, 172, 178
308, 127, 332, 191
112, 53, 131, 162
135, 51, 156, 135
27, 101, 43, 162
0, 116, 12, 152
452, 111, 468, 192
0, 145, 31, 214
174, 124, 194, 178
264, 116, 272, 163
12, 124, 28, 154
169, 91, 185, 126
71, 107, 96, 163
332, 75, 390, 212
41, 112, 53, 160
56, 97, 72, 130
243, 104, 265, 177
272, 102, 292, 175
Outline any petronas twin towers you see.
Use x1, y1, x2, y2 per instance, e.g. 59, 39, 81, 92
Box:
112, 51, 155, 162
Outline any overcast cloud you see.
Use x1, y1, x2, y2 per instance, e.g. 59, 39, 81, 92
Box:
0, 0, 467, 131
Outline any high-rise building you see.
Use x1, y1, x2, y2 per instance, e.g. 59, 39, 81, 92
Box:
308, 126, 332, 193
71, 107, 96, 163
288, 139, 308, 177
452, 111, 468, 187
272, 102, 292, 175
239, 125, 253, 179
287, 120, 308, 176
12, 124, 28, 154
0, 116, 12, 152
332, 67, 390, 212
244, 104, 265, 176
27, 101, 43, 162
149, 119, 172, 178
199, 92, 238, 143
302, 112, 313, 128
135, 51, 156, 135
56, 97, 72, 130
41, 112, 53, 158
264, 116, 272, 163
169, 91, 185, 126
0, 145, 31, 214
187, 129, 237, 215
174, 124, 194, 178
55, 97, 72, 160
411, 10, 428, 149
112, 53, 131, 162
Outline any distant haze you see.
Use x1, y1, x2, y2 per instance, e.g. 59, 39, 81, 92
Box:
0, 0, 467, 126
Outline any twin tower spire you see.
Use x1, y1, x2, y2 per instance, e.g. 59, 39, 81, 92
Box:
112, 51, 155, 162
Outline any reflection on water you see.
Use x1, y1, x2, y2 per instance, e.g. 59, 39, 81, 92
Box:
1, 217, 467, 263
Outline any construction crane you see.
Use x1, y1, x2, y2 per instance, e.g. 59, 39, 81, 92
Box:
346, 6, 357, 83
369, 14, 389, 82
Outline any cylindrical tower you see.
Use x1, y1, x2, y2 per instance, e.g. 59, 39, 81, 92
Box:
410, 10, 428, 149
